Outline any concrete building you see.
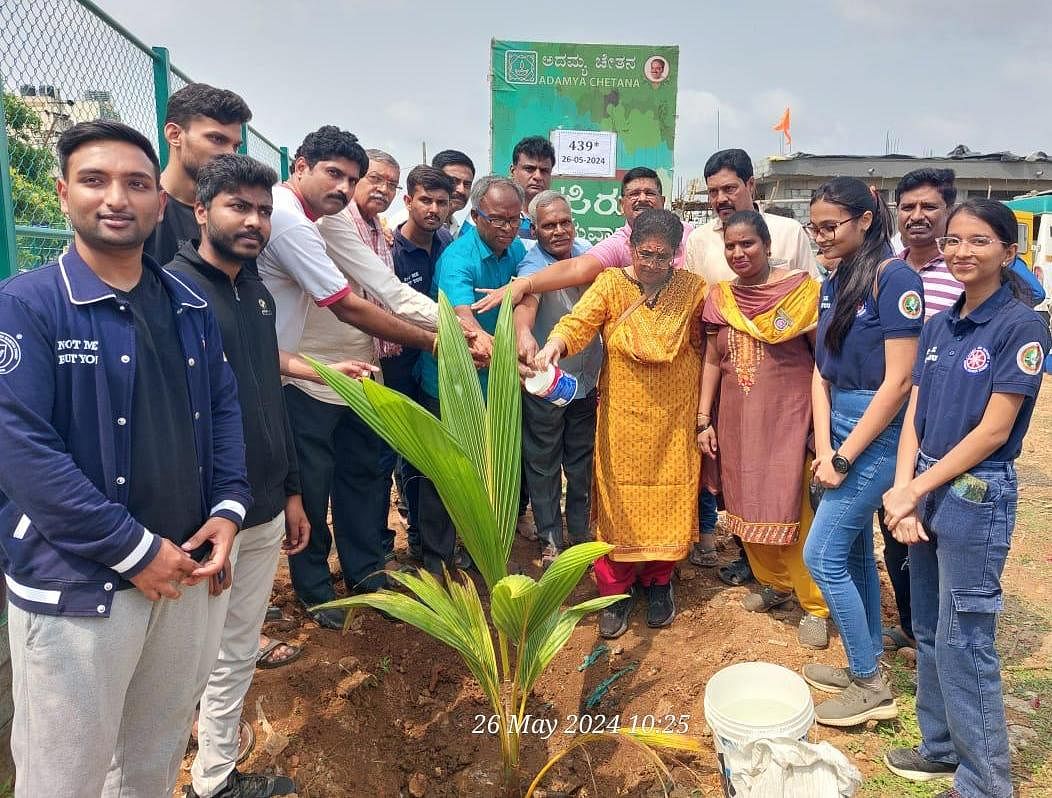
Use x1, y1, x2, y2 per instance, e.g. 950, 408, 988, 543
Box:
754, 147, 1052, 221
15, 84, 120, 150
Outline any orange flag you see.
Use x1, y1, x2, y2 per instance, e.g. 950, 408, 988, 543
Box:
773, 106, 792, 147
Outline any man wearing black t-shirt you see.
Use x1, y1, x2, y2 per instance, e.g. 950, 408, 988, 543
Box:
145, 83, 252, 265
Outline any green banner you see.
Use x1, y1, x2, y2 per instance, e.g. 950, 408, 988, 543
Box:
491, 39, 679, 244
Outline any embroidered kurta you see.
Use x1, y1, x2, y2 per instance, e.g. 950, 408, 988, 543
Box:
550, 268, 707, 561
702, 271, 819, 544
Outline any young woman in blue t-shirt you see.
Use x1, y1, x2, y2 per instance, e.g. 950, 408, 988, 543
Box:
801, 177, 924, 726
880, 199, 1050, 798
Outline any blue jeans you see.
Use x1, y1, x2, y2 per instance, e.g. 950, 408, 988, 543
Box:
698, 488, 718, 534
803, 388, 902, 678
911, 452, 1015, 798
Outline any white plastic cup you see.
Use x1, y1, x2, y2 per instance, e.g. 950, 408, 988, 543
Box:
703, 661, 815, 797
524, 364, 578, 406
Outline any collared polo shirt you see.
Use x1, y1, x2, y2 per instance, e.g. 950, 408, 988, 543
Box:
912, 283, 1050, 461
257, 185, 352, 352
418, 224, 526, 397
590, 220, 693, 270
391, 223, 453, 297
685, 212, 817, 283
898, 248, 963, 320
517, 238, 602, 397
816, 258, 924, 390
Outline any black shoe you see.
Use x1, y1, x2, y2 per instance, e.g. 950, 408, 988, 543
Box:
454, 545, 475, 571
305, 606, 345, 631
598, 589, 636, 639
645, 582, 675, 628
185, 768, 296, 797
883, 747, 957, 782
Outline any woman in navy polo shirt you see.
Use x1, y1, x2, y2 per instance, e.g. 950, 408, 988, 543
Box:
881, 199, 1050, 798
800, 177, 924, 726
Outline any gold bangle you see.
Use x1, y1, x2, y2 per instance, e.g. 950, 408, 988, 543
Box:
432, 336, 439, 356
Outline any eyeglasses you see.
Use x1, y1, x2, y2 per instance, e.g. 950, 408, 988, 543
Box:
365, 172, 402, 192
803, 215, 862, 241
634, 248, 673, 266
475, 209, 520, 230
935, 235, 1009, 254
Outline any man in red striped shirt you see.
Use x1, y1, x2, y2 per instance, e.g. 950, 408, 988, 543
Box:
895, 168, 964, 319
878, 168, 966, 655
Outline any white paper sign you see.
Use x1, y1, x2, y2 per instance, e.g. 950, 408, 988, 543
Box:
551, 129, 617, 178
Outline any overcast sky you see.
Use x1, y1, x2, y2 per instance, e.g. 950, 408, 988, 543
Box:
95, 0, 1050, 195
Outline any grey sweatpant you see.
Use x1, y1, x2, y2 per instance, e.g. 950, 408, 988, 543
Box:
9, 580, 213, 798
192, 513, 285, 797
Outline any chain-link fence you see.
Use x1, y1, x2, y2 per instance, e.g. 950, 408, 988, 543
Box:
0, 0, 290, 276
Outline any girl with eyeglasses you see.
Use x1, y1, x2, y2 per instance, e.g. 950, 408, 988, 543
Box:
879, 199, 1050, 798
800, 177, 924, 726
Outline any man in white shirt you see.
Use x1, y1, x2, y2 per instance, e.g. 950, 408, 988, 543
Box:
257, 126, 440, 628
685, 148, 817, 284
296, 149, 440, 574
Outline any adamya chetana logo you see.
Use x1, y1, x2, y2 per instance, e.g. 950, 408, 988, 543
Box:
504, 50, 538, 84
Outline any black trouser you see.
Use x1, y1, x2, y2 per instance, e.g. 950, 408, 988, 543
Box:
877, 506, 913, 638
522, 390, 597, 548
417, 392, 457, 576
380, 355, 423, 554
284, 385, 388, 605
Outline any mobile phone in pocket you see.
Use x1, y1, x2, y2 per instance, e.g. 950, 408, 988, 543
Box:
950, 473, 988, 502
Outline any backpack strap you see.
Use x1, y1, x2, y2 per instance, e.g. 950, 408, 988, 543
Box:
871, 257, 896, 300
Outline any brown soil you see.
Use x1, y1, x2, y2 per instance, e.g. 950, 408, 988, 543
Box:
176, 378, 1052, 798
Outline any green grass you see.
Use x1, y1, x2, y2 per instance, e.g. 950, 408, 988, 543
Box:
857, 657, 950, 798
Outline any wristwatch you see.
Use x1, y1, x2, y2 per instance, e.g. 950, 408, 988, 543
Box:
831, 451, 852, 475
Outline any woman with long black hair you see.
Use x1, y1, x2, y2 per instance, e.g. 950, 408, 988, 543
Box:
800, 177, 924, 726
881, 199, 1050, 798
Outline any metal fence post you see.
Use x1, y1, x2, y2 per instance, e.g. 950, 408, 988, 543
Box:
238, 124, 248, 155
0, 80, 19, 279
280, 146, 290, 181
151, 46, 171, 168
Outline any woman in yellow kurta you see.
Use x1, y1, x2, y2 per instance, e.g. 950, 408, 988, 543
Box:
535, 209, 706, 638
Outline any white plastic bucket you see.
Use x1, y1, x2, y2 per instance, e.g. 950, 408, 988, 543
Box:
703, 661, 815, 797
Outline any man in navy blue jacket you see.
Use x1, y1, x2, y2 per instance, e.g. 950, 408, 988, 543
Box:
0, 120, 251, 798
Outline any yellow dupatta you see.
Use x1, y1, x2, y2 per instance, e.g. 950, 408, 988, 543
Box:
712, 273, 819, 344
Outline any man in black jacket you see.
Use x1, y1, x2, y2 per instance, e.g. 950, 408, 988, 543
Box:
170, 154, 304, 798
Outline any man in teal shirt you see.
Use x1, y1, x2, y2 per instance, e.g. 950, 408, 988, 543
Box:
416, 175, 526, 576
418, 175, 527, 399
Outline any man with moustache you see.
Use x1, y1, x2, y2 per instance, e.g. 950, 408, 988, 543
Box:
170, 154, 300, 798
685, 148, 815, 284
301, 149, 440, 568
388, 166, 456, 559
509, 136, 556, 246
0, 121, 249, 798
257, 126, 440, 627
415, 176, 527, 576
472, 167, 691, 312
513, 190, 600, 568
146, 83, 252, 264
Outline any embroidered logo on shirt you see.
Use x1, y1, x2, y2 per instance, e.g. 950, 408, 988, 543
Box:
1016, 341, 1044, 375
772, 308, 793, 332
0, 332, 22, 374
856, 301, 867, 317
258, 298, 272, 316
898, 290, 923, 320
962, 346, 990, 374
924, 345, 939, 364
